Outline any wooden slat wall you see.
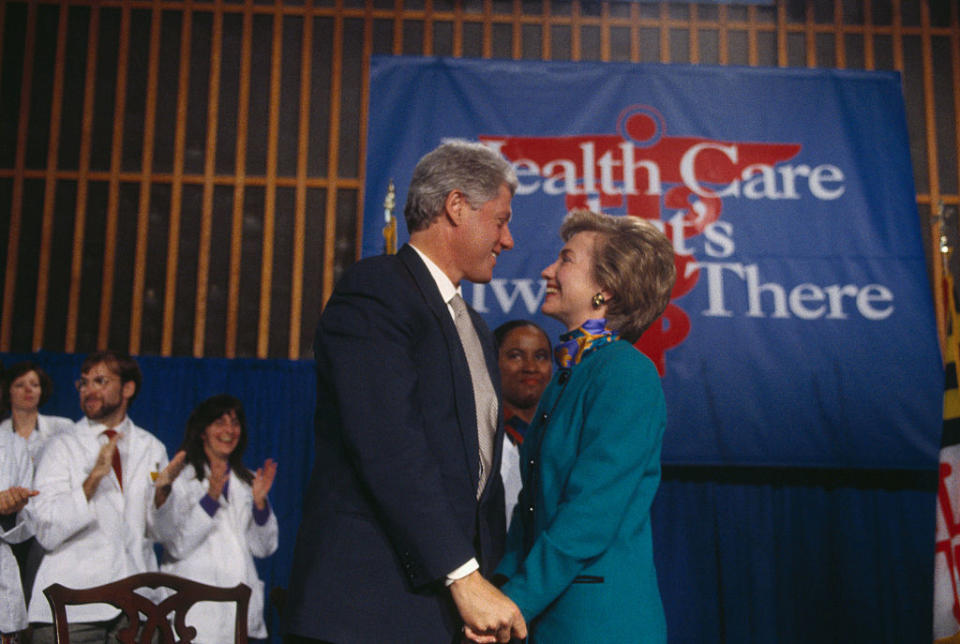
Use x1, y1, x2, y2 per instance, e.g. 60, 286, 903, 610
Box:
0, 0, 957, 359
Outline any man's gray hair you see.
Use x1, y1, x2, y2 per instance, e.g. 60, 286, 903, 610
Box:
403, 140, 518, 232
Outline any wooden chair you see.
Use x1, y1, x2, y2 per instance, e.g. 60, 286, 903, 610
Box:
43, 572, 250, 644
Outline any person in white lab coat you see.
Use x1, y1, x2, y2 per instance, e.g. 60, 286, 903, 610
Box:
26, 350, 183, 644
153, 394, 278, 643
2, 361, 75, 617
1, 362, 74, 463
0, 430, 38, 641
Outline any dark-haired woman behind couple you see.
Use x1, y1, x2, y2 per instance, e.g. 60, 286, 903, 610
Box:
469, 209, 676, 644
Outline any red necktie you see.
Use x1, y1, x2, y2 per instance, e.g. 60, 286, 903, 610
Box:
101, 429, 123, 491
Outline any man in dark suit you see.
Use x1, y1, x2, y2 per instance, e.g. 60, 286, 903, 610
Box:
285, 140, 527, 644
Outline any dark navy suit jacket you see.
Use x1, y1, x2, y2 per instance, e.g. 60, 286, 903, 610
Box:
285, 244, 506, 643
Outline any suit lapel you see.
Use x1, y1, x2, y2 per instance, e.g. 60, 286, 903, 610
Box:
398, 245, 481, 489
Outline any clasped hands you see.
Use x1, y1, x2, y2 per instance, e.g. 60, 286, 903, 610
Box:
84, 431, 125, 500
450, 571, 527, 643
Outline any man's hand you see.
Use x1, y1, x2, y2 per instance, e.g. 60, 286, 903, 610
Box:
450, 571, 527, 643
83, 431, 122, 500
153, 450, 187, 508
0, 486, 39, 515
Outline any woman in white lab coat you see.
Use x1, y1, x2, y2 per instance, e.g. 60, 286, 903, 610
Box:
0, 430, 36, 640
1, 362, 74, 635
1, 362, 74, 463
154, 394, 278, 643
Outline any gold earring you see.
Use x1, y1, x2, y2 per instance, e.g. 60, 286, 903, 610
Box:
592, 293, 605, 309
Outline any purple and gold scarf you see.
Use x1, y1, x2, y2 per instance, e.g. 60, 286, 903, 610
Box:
554, 318, 619, 368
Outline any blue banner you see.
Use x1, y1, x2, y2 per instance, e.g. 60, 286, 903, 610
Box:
364, 56, 942, 469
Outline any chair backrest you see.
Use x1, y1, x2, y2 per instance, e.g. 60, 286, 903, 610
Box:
43, 572, 250, 644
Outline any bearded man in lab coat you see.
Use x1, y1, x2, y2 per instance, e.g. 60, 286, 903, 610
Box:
25, 350, 183, 643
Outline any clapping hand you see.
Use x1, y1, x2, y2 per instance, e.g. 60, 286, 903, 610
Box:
252, 458, 277, 510
208, 462, 229, 501
83, 431, 123, 500
93, 431, 122, 478
153, 450, 187, 508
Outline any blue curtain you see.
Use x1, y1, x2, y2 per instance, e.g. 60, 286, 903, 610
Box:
653, 467, 936, 643
1, 352, 937, 642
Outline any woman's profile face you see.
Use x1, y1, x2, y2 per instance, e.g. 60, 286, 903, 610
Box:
9, 370, 42, 413
540, 231, 607, 331
201, 410, 242, 462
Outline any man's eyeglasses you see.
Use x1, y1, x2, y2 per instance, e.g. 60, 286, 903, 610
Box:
74, 376, 118, 391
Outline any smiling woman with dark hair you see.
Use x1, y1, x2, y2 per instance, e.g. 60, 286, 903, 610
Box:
152, 394, 279, 643
179, 395, 256, 485
494, 320, 552, 532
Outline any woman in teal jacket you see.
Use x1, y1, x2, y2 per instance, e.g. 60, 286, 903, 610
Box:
471, 209, 677, 644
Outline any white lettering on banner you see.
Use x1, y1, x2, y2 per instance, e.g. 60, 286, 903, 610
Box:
475, 266, 894, 321
501, 141, 846, 202
468, 218, 893, 322
542, 159, 578, 195
693, 261, 894, 320
479, 134, 883, 325
513, 159, 543, 196
651, 216, 734, 259
620, 142, 663, 196
471, 279, 547, 315
679, 143, 846, 200
703, 221, 735, 258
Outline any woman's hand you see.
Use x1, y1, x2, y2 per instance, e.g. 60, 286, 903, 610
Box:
462, 624, 501, 644
450, 571, 526, 643
252, 458, 277, 510
208, 462, 229, 501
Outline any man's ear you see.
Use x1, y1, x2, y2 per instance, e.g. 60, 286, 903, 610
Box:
443, 190, 466, 226
121, 379, 136, 402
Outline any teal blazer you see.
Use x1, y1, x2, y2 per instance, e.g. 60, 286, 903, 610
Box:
497, 340, 666, 643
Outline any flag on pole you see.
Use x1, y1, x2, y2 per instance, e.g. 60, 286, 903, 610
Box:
934, 255, 960, 642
